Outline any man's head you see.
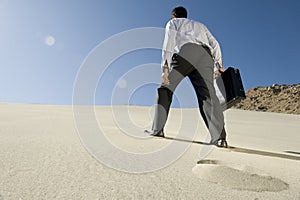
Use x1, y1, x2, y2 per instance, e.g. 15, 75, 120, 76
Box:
172, 6, 187, 18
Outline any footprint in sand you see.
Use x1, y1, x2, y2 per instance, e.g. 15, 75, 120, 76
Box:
192, 160, 289, 192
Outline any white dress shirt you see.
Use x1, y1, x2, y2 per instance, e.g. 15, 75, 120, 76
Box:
162, 18, 223, 69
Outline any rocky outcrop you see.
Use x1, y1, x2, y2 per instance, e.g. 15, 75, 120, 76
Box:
233, 84, 300, 115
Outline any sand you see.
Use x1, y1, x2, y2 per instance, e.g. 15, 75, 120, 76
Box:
0, 103, 299, 199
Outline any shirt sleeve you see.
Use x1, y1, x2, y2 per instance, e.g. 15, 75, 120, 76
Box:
204, 25, 223, 69
161, 20, 177, 68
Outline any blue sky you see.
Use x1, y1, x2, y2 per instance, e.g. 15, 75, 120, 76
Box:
0, 0, 299, 106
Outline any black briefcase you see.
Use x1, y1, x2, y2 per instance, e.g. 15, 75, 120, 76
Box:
215, 67, 246, 110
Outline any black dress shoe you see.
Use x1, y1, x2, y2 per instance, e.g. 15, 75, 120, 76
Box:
144, 130, 165, 137
211, 139, 228, 148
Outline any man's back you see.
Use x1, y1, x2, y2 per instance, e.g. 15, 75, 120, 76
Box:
166, 18, 209, 51
163, 18, 223, 69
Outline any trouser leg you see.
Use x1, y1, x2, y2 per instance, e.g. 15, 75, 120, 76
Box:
178, 43, 226, 142
151, 87, 172, 132
188, 69, 226, 141
152, 54, 194, 132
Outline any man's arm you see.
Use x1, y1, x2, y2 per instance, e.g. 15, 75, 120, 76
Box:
204, 25, 223, 69
162, 20, 177, 69
161, 20, 177, 84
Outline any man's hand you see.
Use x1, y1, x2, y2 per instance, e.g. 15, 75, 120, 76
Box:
162, 61, 170, 85
214, 67, 224, 78
219, 66, 224, 73
162, 70, 170, 85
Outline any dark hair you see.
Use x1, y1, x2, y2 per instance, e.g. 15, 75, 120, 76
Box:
172, 6, 188, 18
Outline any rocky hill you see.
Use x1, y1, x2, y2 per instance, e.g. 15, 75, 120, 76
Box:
233, 83, 300, 115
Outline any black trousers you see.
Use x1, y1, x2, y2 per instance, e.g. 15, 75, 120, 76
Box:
152, 43, 226, 142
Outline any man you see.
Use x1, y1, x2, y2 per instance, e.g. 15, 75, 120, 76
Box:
145, 6, 228, 148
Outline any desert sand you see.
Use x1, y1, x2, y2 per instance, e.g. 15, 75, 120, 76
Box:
0, 103, 299, 199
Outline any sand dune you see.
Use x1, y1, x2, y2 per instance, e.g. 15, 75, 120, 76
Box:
0, 103, 299, 199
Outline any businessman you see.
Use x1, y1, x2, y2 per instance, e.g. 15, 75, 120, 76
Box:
145, 6, 228, 148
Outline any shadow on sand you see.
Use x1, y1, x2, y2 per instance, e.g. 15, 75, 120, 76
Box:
162, 136, 300, 161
